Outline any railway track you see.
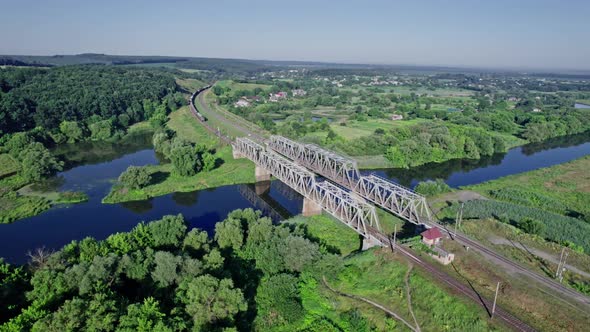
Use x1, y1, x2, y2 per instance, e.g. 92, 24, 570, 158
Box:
370, 231, 537, 332
433, 223, 590, 307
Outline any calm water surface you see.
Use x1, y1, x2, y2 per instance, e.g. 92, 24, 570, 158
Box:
1, 132, 589, 264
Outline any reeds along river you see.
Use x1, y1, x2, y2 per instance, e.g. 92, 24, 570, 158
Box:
1, 132, 589, 264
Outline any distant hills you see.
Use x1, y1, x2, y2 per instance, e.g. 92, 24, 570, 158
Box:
1, 53, 589, 78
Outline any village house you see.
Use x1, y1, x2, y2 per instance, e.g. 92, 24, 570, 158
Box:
532, 108, 542, 113
391, 114, 403, 121
269, 91, 288, 102
234, 98, 251, 108
421, 227, 443, 246
292, 89, 307, 97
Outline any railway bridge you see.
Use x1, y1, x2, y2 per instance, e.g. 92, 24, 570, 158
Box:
232, 137, 384, 248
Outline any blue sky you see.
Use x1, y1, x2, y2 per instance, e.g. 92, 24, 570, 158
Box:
1, 0, 589, 70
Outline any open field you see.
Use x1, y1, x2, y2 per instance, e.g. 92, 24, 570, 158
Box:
330, 118, 427, 139
175, 78, 207, 92
103, 106, 255, 203
466, 155, 590, 219
0, 154, 19, 177
215, 79, 271, 91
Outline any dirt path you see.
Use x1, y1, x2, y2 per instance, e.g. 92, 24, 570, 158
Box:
404, 264, 421, 332
489, 237, 590, 278
322, 276, 418, 332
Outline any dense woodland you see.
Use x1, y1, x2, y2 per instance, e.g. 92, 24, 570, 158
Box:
0, 209, 345, 331
0, 65, 183, 136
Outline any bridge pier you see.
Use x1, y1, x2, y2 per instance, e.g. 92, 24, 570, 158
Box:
302, 197, 322, 217
255, 165, 271, 182
361, 235, 382, 251
232, 147, 243, 159
255, 180, 271, 195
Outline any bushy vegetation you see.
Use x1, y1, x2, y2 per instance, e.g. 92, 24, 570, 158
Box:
415, 179, 451, 197
118, 166, 152, 190
0, 210, 345, 331
467, 156, 590, 221
445, 200, 590, 253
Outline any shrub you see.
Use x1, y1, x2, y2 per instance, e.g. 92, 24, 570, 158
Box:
118, 166, 152, 189
415, 179, 451, 197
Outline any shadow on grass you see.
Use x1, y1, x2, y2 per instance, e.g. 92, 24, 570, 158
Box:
150, 171, 170, 186
450, 262, 492, 317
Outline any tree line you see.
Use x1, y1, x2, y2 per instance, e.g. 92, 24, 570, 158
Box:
0, 209, 345, 331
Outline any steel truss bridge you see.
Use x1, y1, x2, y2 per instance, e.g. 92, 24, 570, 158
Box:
233, 137, 381, 240
267, 135, 432, 225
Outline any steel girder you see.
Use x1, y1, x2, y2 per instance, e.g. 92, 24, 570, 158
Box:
233, 137, 381, 239
268, 135, 432, 225
268, 135, 360, 188
311, 181, 380, 238
356, 175, 431, 224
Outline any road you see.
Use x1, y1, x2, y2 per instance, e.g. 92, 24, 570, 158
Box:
189, 86, 549, 331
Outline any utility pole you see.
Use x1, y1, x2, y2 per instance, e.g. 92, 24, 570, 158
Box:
555, 248, 569, 283
390, 224, 397, 252
491, 281, 500, 318
453, 202, 464, 239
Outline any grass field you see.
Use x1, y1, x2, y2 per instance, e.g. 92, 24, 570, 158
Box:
175, 78, 207, 92
102, 107, 255, 203
330, 118, 427, 139
215, 80, 271, 91
0, 154, 19, 177
292, 213, 505, 331
466, 155, 590, 218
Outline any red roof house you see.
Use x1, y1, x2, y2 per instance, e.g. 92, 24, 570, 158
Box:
421, 227, 443, 246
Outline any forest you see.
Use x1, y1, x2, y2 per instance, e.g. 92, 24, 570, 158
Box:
0, 65, 182, 136
0, 209, 341, 331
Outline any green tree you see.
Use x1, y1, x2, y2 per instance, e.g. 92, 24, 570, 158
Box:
19, 142, 63, 182
59, 121, 85, 143
518, 218, 545, 236
255, 273, 304, 328
176, 275, 246, 329
169, 144, 201, 176
89, 119, 113, 140
214, 218, 244, 251
118, 166, 152, 189
202, 152, 216, 172
118, 297, 172, 332
4, 132, 33, 158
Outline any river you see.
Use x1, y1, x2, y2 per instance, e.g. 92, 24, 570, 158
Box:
1, 132, 589, 264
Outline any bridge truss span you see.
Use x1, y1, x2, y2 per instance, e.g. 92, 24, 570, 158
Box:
268, 135, 360, 188
312, 181, 380, 238
356, 174, 431, 224
268, 135, 432, 225
233, 137, 382, 242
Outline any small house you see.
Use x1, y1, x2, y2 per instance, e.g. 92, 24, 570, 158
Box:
421, 227, 443, 246
292, 89, 307, 97
234, 98, 251, 108
391, 114, 403, 121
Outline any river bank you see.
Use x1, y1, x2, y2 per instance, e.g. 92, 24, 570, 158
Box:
101, 106, 255, 204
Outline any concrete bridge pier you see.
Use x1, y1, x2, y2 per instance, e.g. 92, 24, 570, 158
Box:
232, 147, 243, 159
255, 180, 271, 195
255, 165, 271, 182
362, 235, 383, 251
302, 197, 322, 216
